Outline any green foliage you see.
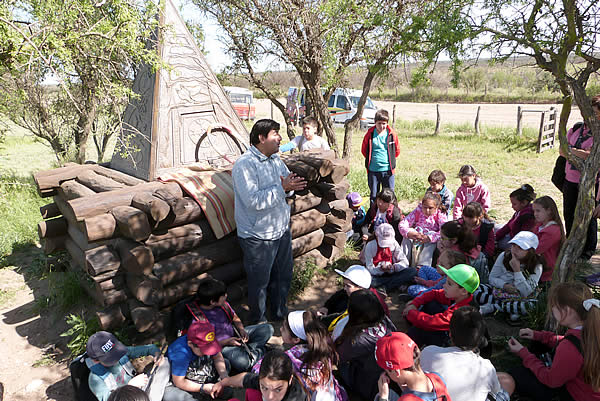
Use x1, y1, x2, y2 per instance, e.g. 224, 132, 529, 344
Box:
60, 313, 100, 357
289, 260, 325, 300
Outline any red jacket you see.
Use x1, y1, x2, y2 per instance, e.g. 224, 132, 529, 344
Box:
517, 328, 600, 401
533, 222, 562, 282
361, 125, 400, 173
406, 289, 474, 332
496, 203, 535, 240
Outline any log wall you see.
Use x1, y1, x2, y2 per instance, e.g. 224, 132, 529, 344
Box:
34, 149, 351, 341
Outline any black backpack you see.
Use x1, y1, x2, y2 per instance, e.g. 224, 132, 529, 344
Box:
69, 353, 99, 401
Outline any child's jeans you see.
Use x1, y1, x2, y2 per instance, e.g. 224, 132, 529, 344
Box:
407, 265, 442, 297
370, 267, 417, 291
221, 323, 274, 373
401, 238, 436, 267
405, 301, 450, 348
367, 170, 394, 204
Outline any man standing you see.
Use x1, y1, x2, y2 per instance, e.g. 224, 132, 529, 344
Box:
232, 119, 306, 324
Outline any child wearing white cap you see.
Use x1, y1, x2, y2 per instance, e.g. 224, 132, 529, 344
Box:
363, 223, 416, 292
475, 231, 544, 321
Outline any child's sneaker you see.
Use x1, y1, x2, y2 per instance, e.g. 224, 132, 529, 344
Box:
479, 304, 496, 316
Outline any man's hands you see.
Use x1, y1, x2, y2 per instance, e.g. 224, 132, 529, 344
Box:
281, 173, 307, 192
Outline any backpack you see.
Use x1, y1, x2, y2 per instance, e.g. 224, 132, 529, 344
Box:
540, 334, 582, 367
171, 296, 235, 336
69, 353, 98, 401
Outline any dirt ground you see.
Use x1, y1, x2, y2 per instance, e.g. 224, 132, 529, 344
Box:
255, 98, 582, 130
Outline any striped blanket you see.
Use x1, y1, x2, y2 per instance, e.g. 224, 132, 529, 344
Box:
158, 167, 236, 239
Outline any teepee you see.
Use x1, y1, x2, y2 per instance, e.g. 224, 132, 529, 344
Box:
110, 0, 249, 181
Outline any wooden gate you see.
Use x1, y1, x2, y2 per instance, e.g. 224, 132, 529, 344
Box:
537, 107, 558, 153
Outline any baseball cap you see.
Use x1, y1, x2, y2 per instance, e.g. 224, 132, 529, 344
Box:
375, 332, 417, 370
346, 192, 367, 208
334, 265, 371, 289
508, 231, 539, 250
86, 331, 128, 365
375, 223, 396, 248
439, 264, 480, 293
187, 321, 222, 356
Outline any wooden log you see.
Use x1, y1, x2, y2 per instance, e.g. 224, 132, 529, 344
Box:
66, 181, 171, 220
153, 184, 185, 214
77, 169, 125, 192
38, 217, 68, 239
328, 199, 350, 212
115, 239, 155, 276
131, 192, 170, 225
284, 159, 320, 185
40, 203, 61, 219
96, 303, 130, 331
325, 212, 353, 233
282, 150, 336, 176
103, 288, 129, 306
318, 243, 343, 262
43, 235, 67, 254
147, 220, 214, 243
323, 232, 348, 248
287, 189, 322, 215
128, 300, 160, 333
147, 232, 211, 261
292, 228, 324, 258
65, 258, 126, 307
111, 206, 152, 242
94, 275, 125, 292
58, 179, 96, 200
92, 165, 145, 186
85, 245, 121, 276
315, 179, 350, 201
65, 237, 86, 271
153, 236, 242, 287
127, 273, 163, 306
290, 208, 327, 238
90, 267, 120, 283
155, 198, 203, 230
53, 195, 78, 226
322, 159, 350, 184
294, 248, 329, 269
157, 261, 245, 308
82, 214, 118, 242
33, 164, 95, 196
67, 225, 111, 252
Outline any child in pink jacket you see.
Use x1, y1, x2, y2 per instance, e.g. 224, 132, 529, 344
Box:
399, 191, 448, 267
453, 165, 492, 220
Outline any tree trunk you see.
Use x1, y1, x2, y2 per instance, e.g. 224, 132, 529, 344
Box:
74, 96, 98, 164
343, 69, 377, 159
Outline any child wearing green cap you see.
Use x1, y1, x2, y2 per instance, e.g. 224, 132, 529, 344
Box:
402, 264, 480, 348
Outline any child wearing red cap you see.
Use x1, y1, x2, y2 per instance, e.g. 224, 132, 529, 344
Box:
374, 332, 452, 401
402, 264, 479, 348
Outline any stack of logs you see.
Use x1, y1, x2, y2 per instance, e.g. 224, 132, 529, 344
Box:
34, 149, 351, 341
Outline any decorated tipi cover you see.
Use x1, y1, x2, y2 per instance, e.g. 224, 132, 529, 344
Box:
111, 0, 249, 181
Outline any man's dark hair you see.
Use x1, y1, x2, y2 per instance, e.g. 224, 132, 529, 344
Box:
250, 119, 280, 146
195, 278, 227, 306
449, 306, 486, 350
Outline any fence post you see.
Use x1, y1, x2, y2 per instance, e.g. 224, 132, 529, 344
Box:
475, 106, 481, 135
434, 104, 441, 135
392, 104, 396, 125
516, 105, 522, 135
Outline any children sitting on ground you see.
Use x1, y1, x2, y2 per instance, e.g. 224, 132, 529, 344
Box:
453, 165, 491, 220
360, 187, 403, 244
318, 264, 389, 333
346, 192, 368, 246
374, 332, 453, 401
476, 231, 543, 321
211, 350, 309, 401
399, 191, 447, 267
407, 249, 468, 298
402, 264, 480, 348
252, 310, 348, 401
334, 289, 396, 401
279, 116, 330, 152
361, 109, 401, 205
438, 220, 489, 283
427, 169, 453, 215
166, 320, 230, 400
184, 278, 273, 373
84, 331, 166, 401
532, 196, 565, 283
364, 223, 416, 292
460, 201, 495, 262
498, 281, 600, 401
420, 306, 509, 401
495, 184, 536, 250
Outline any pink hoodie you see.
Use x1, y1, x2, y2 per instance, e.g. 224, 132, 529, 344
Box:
453, 178, 491, 220
398, 204, 448, 243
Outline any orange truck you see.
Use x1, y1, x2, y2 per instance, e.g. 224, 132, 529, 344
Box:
224, 86, 256, 120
